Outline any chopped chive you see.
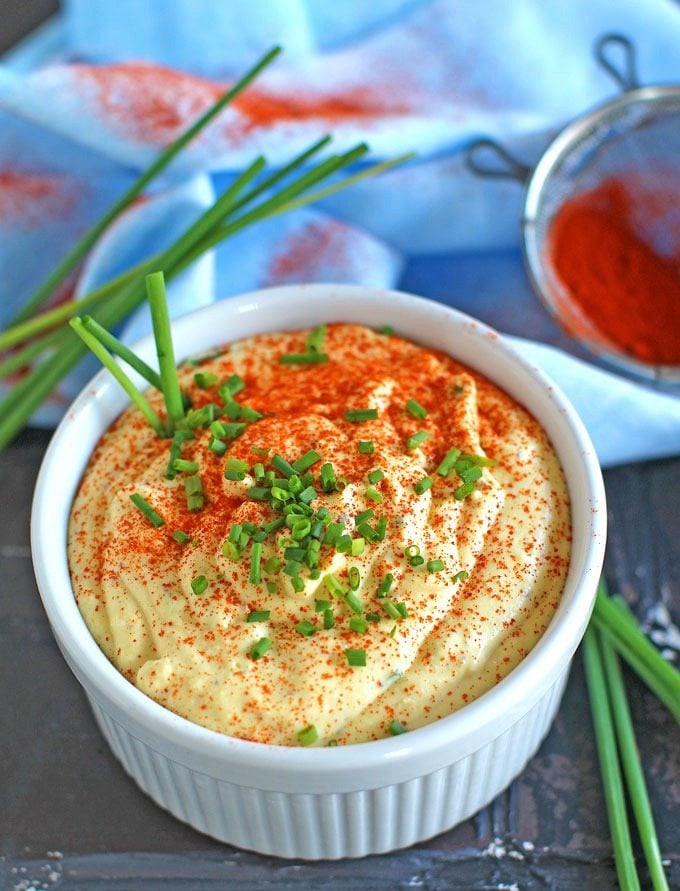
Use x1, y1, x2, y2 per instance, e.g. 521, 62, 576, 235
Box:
377, 325, 394, 336
165, 430, 193, 480
284, 560, 303, 577
251, 445, 270, 456
307, 539, 321, 568
221, 373, 245, 397
280, 352, 329, 365
291, 575, 305, 593
249, 541, 263, 584
295, 620, 317, 637
315, 598, 332, 612
414, 476, 433, 496
240, 405, 263, 422
406, 430, 431, 450
171, 529, 191, 544
129, 493, 164, 527
350, 537, 365, 556
299, 485, 318, 504
367, 469, 385, 484
146, 272, 185, 429
271, 486, 293, 502
263, 556, 283, 575
388, 720, 407, 736
382, 599, 401, 620
454, 480, 475, 500
297, 724, 319, 746
194, 371, 218, 389
228, 524, 242, 543
389, 625, 398, 638
355, 509, 375, 526
208, 438, 227, 455
191, 575, 208, 595
452, 570, 469, 583
221, 422, 247, 439
437, 447, 462, 477
266, 581, 278, 594
322, 522, 344, 547
405, 399, 428, 420
410, 554, 425, 567
358, 441, 375, 454
345, 408, 378, 422
210, 421, 227, 439
345, 590, 364, 614
247, 610, 270, 623
173, 458, 199, 474
365, 486, 383, 503
250, 637, 271, 660
306, 324, 327, 353
324, 574, 347, 598
292, 449, 322, 473
378, 573, 394, 597
335, 534, 353, 554
404, 545, 420, 558
247, 486, 270, 500
459, 465, 483, 484
427, 559, 445, 573
348, 567, 361, 590
323, 607, 335, 630
263, 518, 285, 535
375, 516, 388, 541
223, 399, 242, 420
345, 648, 367, 667
284, 546, 306, 562
222, 540, 239, 560
272, 454, 296, 478
396, 601, 408, 618
357, 522, 379, 544
350, 616, 368, 634
366, 613, 380, 623
320, 462, 337, 492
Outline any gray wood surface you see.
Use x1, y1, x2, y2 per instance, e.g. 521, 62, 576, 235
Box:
0, 427, 678, 890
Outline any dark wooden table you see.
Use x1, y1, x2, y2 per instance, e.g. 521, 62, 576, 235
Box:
1, 428, 678, 890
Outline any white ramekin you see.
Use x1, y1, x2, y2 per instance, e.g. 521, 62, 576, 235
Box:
31, 284, 606, 859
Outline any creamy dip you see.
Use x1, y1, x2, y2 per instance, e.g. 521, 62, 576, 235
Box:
68, 323, 570, 746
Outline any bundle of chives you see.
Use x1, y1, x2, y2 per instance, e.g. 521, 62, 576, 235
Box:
584, 579, 676, 891
0, 47, 414, 451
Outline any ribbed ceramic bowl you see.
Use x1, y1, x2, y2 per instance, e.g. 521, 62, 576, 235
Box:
31, 284, 606, 859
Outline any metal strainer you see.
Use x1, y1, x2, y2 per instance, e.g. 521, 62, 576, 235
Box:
466, 34, 680, 387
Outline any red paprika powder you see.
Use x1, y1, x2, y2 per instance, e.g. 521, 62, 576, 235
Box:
548, 175, 680, 366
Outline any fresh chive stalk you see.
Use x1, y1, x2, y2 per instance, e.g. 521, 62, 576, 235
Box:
80, 315, 163, 391
583, 626, 641, 891
69, 318, 166, 435
145, 272, 185, 429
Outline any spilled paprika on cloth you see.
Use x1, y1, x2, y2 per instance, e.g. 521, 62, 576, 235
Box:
548, 175, 680, 366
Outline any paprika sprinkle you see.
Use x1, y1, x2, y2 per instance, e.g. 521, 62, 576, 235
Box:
548, 175, 680, 366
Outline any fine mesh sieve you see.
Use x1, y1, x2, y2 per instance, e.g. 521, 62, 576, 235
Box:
467, 34, 680, 387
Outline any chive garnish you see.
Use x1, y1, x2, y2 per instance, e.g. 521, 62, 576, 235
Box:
247, 609, 270, 622
357, 522, 379, 544
367, 469, 385, 484
322, 523, 344, 547
280, 352, 329, 365
388, 720, 407, 736
345, 590, 364, 615
405, 399, 428, 420
414, 476, 433, 495
345, 408, 378, 422
263, 556, 282, 574
324, 574, 347, 598
365, 486, 383, 503
404, 545, 420, 558
358, 441, 375, 454
350, 617, 368, 634
191, 575, 208, 595
345, 648, 367, 667
437, 447, 461, 477
427, 559, 445, 573
355, 509, 375, 526
222, 541, 239, 560
297, 724, 319, 746
378, 573, 394, 597
292, 449, 322, 473
221, 422, 247, 439
406, 430, 431, 451
454, 481, 475, 500
194, 371, 218, 389
323, 608, 335, 630
249, 541, 263, 584
306, 324, 327, 353
272, 454, 296, 477
382, 599, 401, 620
315, 599, 332, 612
266, 581, 278, 594
295, 620, 317, 637
451, 570, 469, 583
320, 463, 337, 492
171, 529, 191, 544
250, 637, 272, 660
173, 458, 199, 474
129, 493, 165, 527
348, 567, 361, 590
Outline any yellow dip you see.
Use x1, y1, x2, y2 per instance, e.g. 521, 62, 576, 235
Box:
68, 323, 571, 746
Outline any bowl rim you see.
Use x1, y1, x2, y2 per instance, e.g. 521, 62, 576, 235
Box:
31, 283, 606, 784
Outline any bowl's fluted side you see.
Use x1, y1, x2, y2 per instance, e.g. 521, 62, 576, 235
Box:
88, 667, 568, 859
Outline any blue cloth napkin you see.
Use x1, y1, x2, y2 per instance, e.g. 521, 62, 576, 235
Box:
1, 0, 679, 466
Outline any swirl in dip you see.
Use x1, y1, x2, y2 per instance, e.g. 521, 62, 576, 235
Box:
68, 323, 570, 746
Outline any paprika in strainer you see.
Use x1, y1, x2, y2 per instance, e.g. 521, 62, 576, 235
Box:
548, 174, 680, 366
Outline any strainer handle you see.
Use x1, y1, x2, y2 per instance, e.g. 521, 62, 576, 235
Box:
594, 33, 640, 91
464, 138, 530, 183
